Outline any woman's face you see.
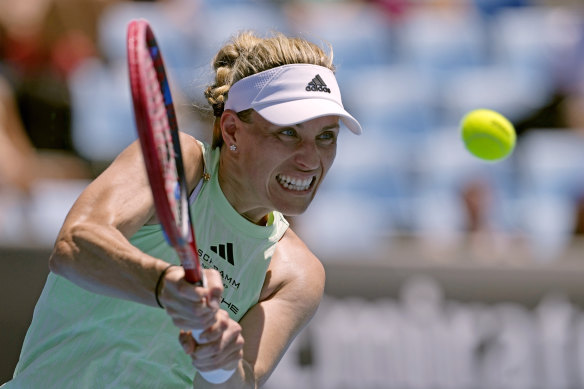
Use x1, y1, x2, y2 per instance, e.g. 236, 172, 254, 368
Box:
224, 111, 340, 222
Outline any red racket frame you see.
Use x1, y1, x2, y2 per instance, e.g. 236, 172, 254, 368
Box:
127, 19, 203, 285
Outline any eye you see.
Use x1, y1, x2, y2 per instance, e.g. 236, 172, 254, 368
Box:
317, 130, 338, 143
279, 128, 297, 137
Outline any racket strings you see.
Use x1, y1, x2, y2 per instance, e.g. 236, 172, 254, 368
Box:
141, 46, 185, 232
129, 20, 204, 284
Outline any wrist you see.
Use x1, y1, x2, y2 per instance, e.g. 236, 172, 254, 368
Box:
155, 264, 177, 308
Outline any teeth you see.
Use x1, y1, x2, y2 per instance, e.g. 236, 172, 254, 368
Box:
277, 175, 313, 191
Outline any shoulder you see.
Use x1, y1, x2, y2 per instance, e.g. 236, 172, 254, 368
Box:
179, 133, 206, 191
259, 228, 326, 309
180, 132, 205, 163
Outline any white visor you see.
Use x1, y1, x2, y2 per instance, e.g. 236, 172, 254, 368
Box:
224, 64, 362, 134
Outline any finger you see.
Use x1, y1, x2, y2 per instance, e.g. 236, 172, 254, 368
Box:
166, 269, 210, 306
197, 310, 231, 343
193, 347, 243, 372
202, 269, 224, 310
179, 330, 197, 354
194, 322, 243, 359
172, 310, 217, 331
165, 289, 214, 326
161, 267, 209, 309
185, 284, 213, 310
192, 334, 244, 371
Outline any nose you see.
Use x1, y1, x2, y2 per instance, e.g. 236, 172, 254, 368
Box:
294, 140, 320, 170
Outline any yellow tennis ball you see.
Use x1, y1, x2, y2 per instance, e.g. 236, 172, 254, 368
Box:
460, 109, 516, 161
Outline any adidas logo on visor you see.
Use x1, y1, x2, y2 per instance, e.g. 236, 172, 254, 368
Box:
305, 75, 331, 93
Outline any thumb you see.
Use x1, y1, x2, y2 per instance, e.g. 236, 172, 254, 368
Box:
203, 269, 223, 310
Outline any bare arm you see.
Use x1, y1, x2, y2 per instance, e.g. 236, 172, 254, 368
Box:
182, 228, 326, 388
49, 134, 206, 307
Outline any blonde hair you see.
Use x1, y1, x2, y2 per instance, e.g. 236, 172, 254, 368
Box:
204, 31, 334, 148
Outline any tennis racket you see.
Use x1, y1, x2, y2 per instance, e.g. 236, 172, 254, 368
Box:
127, 19, 235, 384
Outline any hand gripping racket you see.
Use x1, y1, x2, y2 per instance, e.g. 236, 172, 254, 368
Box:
127, 19, 235, 384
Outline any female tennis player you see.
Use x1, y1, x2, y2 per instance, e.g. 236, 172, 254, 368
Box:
5, 31, 361, 388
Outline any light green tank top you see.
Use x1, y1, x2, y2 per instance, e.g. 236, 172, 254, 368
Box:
6, 142, 288, 388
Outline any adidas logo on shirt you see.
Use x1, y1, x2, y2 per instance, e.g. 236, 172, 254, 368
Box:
210, 242, 235, 266
305, 74, 331, 93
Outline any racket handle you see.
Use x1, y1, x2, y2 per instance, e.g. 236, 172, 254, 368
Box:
190, 328, 237, 384
188, 269, 235, 382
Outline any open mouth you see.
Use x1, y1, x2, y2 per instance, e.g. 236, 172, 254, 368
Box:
276, 174, 315, 192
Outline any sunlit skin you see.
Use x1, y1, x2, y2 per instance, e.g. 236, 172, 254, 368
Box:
218, 111, 340, 225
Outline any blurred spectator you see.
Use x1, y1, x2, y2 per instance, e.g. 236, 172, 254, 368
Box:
461, 178, 493, 234
0, 74, 90, 193
459, 177, 530, 264
0, 0, 109, 244
0, 71, 92, 246
0, 0, 117, 174
0, 75, 35, 193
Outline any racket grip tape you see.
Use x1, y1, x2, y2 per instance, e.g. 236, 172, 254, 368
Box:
190, 328, 237, 383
